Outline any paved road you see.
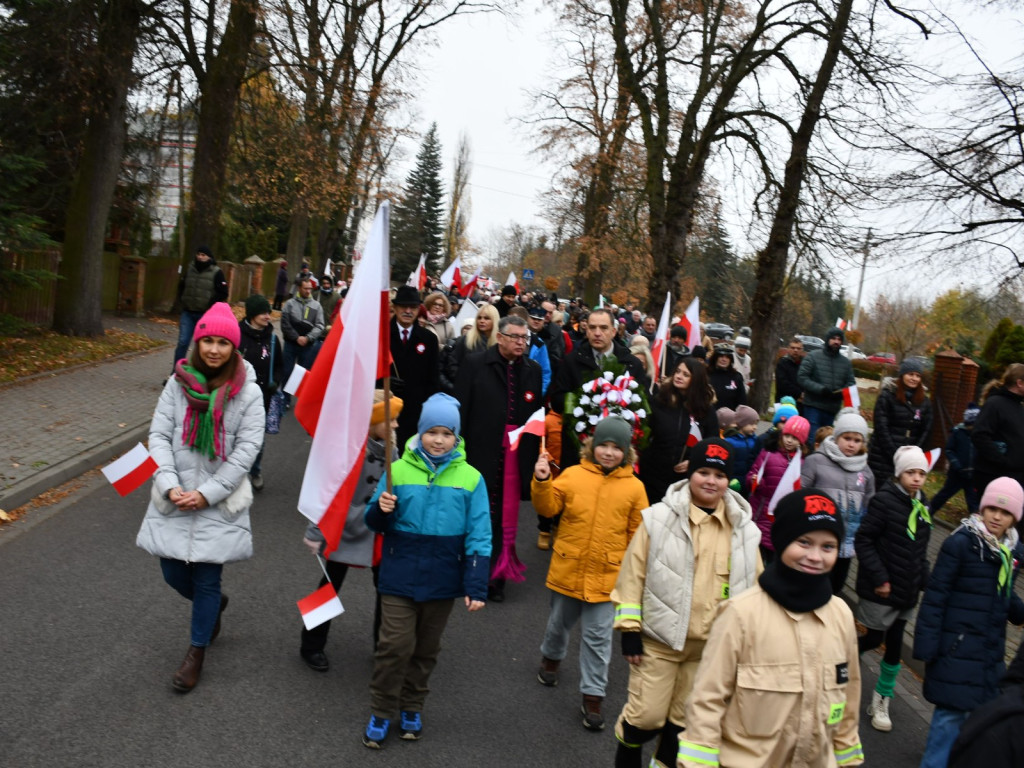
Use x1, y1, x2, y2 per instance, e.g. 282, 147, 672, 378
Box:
0, 405, 933, 767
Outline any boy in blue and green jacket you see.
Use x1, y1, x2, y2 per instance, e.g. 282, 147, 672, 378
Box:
361, 393, 491, 749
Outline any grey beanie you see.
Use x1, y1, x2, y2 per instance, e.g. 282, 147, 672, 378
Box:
592, 416, 632, 454
832, 407, 868, 440
899, 358, 925, 377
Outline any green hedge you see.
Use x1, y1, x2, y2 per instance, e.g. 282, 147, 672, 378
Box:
852, 359, 898, 381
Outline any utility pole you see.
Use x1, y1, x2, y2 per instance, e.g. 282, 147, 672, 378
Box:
851, 228, 870, 330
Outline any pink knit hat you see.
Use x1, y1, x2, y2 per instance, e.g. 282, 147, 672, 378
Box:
193, 302, 240, 348
980, 477, 1024, 522
782, 415, 811, 444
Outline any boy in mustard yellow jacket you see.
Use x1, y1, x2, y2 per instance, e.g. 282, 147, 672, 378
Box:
532, 416, 648, 732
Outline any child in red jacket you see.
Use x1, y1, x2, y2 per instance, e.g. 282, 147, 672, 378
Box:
747, 416, 810, 564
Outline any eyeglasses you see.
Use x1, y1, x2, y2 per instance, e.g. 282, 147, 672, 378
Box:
500, 332, 531, 342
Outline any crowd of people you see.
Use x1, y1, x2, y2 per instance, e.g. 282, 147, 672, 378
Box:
147, 250, 1024, 767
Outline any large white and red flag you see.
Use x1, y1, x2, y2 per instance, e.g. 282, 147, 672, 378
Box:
505, 270, 519, 294
509, 408, 545, 451
841, 384, 861, 410
102, 442, 157, 496
766, 452, 802, 519
439, 256, 462, 293
406, 254, 427, 290
459, 266, 483, 298
679, 296, 700, 350
294, 201, 392, 557
650, 292, 672, 374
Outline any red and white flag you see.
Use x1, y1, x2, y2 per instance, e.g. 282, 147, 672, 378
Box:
294, 201, 392, 557
505, 270, 519, 294
679, 296, 700, 351
101, 442, 157, 496
841, 384, 861, 410
297, 583, 344, 630
650, 292, 672, 374
406, 254, 427, 290
459, 265, 483, 298
766, 452, 802, 519
924, 448, 942, 472
750, 455, 767, 496
836, 317, 847, 330
439, 256, 462, 293
509, 408, 546, 451
686, 417, 703, 448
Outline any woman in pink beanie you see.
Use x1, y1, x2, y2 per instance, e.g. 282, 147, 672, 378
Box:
913, 475, 1024, 767
136, 302, 265, 693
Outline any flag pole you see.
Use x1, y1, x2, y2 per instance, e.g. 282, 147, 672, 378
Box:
383, 375, 394, 493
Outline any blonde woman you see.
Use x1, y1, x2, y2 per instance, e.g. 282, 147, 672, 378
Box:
441, 303, 499, 392
629, 335, 657, 380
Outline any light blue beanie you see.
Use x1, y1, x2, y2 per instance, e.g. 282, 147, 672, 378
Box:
418, 393, 461, 437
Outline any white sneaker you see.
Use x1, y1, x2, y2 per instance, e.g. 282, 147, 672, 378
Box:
867, 690, 892, 732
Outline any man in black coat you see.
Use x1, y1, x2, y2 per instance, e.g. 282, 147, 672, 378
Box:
387, 285, 439, 450
949, 643, 1024, 768
775, 336, 804, 409
549, 307, 649, 470
455, 315, 542, 602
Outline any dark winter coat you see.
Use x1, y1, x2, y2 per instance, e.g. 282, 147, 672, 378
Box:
946, 424, 976, 477
913, 526, 1024, 711
854, 480, 932, 609
539, 322, 567, 375
723, 430, 762, 485
797, 347, 855, 414
440, 334, 486, 395
274, 266, 288, 296
549, 341, 649, 469
387, 319, 440, 450
775, 354, 803, 404
867, 378, 933, 480
973, 386, 1024, 491
236, 320, 283, 411
708, 367, 747, 411
639, 397, 719, 505
949, 643, 1024, 768
454, 345, 542, 502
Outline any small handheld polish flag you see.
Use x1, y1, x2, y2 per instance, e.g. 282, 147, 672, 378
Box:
102, 443, 158, 496
766, 453, 802, 519
283, 365, 307, 396
924, 448, 942, 472
841, 384, 860, 410
297, 583, 344, 630
508, 408, 546, 451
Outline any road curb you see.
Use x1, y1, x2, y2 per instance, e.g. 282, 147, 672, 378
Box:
0, 422, 149, 512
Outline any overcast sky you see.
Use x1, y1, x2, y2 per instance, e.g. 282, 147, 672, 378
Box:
397, 0, 1021, 304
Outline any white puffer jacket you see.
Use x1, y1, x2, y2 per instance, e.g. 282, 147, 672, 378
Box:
136, 359, 265, 563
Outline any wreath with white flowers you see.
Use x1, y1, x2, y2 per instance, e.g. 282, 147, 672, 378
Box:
564, 359, 651, 450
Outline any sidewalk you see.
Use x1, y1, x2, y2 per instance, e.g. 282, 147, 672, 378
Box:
0, 314, 176, 512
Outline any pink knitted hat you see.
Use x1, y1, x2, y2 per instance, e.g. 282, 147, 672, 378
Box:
980, 477, 1024, 522
193, 302, 240, 348
782, 415, 811, 445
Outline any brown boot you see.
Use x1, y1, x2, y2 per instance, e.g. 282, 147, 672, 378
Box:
172, 646, 206, 692
537, 531, 552, 551
537, 657, 560, 686
581, 694, 605, 731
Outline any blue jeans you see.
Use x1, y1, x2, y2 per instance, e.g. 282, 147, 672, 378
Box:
803, 405, 836, 446
173, 310, 203, 369
540, 591, 614, 696
919, 706, 969, 768
160, 558, 224, 647
282, 340, 319, 405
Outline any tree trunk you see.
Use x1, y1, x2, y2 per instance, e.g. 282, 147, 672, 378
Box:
53, 0, 143, 337
186, 0, 259, 258
285, 206, 309, 282
747, 0, 853, 411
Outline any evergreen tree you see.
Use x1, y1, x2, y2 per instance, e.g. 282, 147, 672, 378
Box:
995, 324, 1024, 371
391, 124, 446, 278
982, 318, 1015, 366
691, 209, 738, 323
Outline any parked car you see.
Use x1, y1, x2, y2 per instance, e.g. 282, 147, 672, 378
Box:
866, 352, 897, 365
796, 335, 825, 352
840, 344, 866, 360
704, 322, 734, 340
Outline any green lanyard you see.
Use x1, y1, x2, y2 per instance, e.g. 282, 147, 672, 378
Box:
998, 543, 1013, 596
906, 498, 932, 541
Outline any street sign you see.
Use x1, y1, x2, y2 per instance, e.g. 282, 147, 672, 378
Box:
522, 269, 535, 280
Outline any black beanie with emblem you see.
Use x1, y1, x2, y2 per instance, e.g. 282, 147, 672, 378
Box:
769, 488, 845, 552
687, 438, 734, 479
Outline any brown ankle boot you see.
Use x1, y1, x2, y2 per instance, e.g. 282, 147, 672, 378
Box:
172, 646, 206, 692
581, 694, 605, 731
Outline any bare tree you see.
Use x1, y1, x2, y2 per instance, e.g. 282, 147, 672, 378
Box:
444, 132, 472, 262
